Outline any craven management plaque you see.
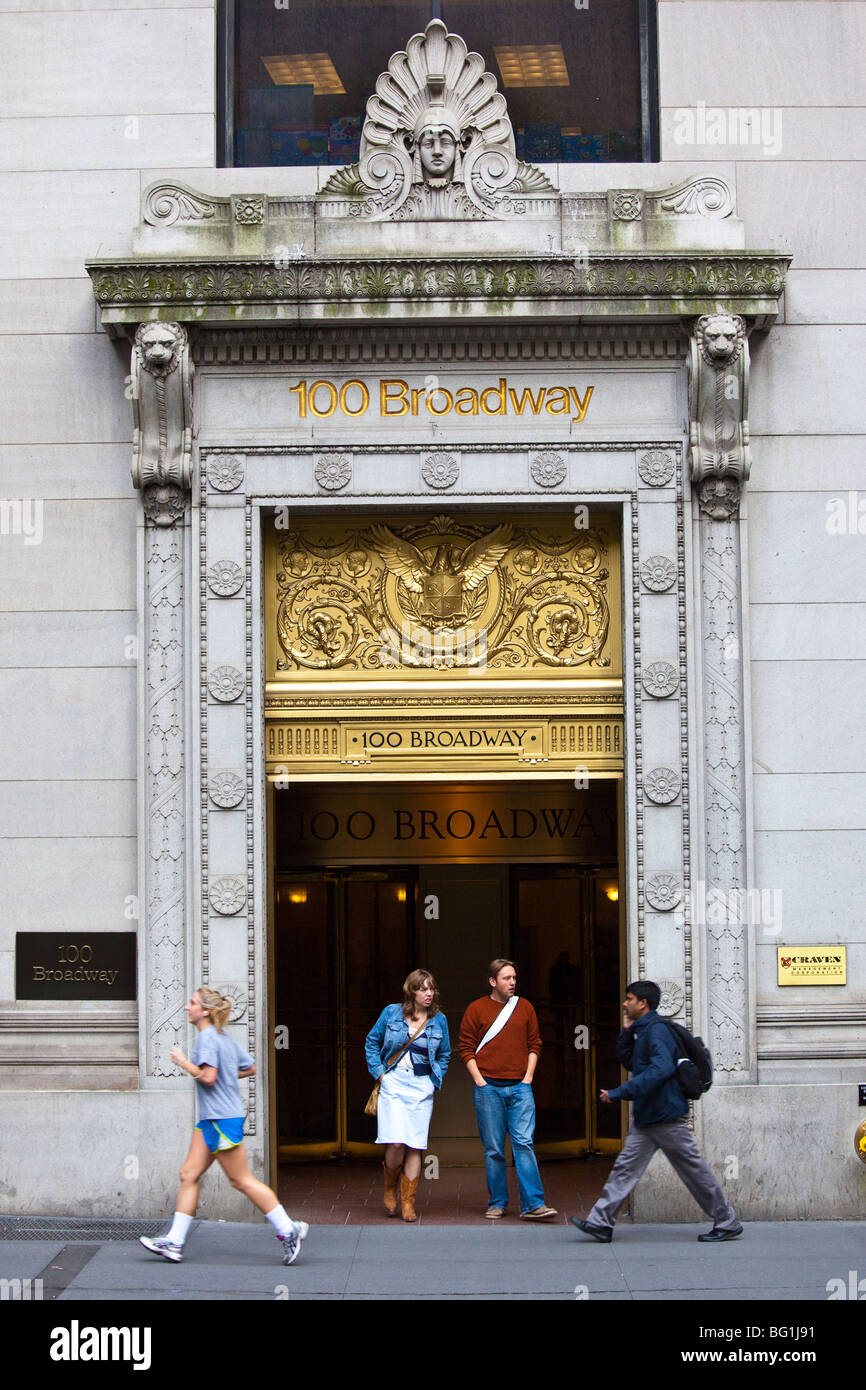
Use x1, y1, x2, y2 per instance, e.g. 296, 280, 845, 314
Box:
777, 946, 846, 987
16, 933, 137, 1000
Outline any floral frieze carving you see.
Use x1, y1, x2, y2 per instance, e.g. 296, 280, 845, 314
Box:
272, 513, 615, 675
89, 256, 790, 311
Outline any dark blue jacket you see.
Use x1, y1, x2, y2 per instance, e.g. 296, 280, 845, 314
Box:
607, 1010, 688, 1125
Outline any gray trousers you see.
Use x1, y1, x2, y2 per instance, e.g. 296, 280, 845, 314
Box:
586, 1119, 739, 1231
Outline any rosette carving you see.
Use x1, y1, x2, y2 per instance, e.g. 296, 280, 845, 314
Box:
645, 767, 682, 804
638, 449, 675, 487
209, 455, 245, 493
657, 981, 685, 1018
208, 771, 245, 808
208, 665, 244, 702
646, 873, 683, 912
422, 453, 460, 490
640, 556, 676, 592
209, 877, 247, 915
642, 662, 678, 698
207, 560, 244, 597
314, 455, 352, 491
530, 453, 567, 489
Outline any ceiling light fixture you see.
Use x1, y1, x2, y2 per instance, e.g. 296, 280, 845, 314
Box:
494, 44, 570, 89
262, 52, 346, 95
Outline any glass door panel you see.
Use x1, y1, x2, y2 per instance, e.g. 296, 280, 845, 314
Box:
344, 873, 415, 1146
513, 869, 585, 1144
591, 872, 623, 1144
274, 878, 337, 1147
511, 864, 621, 1153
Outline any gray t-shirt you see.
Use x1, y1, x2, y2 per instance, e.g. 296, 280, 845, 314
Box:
191, 1026, 254, 1121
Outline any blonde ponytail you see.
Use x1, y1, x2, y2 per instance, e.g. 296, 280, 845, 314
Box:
196, 985, 232, 1032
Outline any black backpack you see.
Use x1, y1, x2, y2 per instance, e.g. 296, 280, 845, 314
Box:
660, 1019, 713, 1099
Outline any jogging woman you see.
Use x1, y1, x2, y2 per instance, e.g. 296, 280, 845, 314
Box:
139, 986, 308, 1265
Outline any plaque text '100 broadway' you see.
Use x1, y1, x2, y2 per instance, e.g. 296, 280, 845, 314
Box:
289, 377, 595, 423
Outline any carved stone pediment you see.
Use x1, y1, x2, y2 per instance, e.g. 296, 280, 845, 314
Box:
318, 19, 557, 222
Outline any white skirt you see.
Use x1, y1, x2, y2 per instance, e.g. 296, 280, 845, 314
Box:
375, 1066, 435, 1148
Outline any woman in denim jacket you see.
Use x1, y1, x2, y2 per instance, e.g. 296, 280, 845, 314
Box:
365, 969, 450, 1222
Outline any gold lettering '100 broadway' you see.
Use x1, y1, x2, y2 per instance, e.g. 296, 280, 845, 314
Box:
289, 377, 595, 423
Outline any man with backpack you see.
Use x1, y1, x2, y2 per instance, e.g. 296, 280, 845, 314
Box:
571, 979, 742, 1243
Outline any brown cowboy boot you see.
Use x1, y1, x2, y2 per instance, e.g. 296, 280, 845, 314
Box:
399, 1173, 420, 1222
383, 1162, 401, 1217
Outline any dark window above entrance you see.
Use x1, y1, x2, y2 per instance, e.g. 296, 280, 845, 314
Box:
219, 1, 658, 168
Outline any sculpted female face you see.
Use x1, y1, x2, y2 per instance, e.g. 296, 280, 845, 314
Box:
418, 125, 457, 179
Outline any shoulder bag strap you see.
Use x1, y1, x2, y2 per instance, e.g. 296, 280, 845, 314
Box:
383, 1017, 429, 1074
475, 995, 520, 1054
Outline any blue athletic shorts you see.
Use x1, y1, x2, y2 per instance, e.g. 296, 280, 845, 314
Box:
197, 1118, 245, 1153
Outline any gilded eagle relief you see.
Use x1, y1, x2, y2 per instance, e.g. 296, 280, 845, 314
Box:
270, 514, 618, 678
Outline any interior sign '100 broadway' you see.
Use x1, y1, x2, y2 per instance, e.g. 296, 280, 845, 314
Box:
289, 376, 595, 423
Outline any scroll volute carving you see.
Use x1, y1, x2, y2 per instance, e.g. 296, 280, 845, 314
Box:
687, 314, 750, 519
131, 321, 193, 526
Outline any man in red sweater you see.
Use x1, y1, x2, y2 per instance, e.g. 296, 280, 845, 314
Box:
458, 958, 558, 1220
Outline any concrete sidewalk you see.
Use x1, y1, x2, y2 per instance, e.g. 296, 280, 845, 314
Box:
2, 1218, 864, 1301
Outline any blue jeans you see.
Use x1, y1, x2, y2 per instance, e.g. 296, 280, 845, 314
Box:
472, 1081, 546, 1214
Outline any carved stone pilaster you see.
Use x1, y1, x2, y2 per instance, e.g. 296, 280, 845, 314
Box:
131, 321, 194, 1077
143, 525, 187, 1076
687, 314, 750, 519
696, 519, 750, 1075
690, 313, 752, 1076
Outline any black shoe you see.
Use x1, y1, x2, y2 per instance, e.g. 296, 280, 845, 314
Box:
697, 1224, 743, 1242
570, 1217, 612, 1243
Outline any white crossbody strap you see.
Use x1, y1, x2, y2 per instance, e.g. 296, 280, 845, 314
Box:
475, 995, 519, 1053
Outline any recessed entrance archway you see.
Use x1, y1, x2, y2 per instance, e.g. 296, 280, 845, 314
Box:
271, 778, 623, 1163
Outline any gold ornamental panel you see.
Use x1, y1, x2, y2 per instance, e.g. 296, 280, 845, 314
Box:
265, 511, 622, 683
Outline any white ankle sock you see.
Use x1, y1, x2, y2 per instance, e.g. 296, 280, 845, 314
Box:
265, 1205, 296, 1239
166, 1211, 193, 1245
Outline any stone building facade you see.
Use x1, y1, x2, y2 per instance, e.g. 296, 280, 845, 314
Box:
1, 3, 864, 1220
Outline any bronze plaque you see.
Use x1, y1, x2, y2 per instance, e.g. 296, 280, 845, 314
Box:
16, 933, 137, 1000
276, 780, 617, 866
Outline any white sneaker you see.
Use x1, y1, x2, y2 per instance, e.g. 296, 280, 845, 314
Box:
280, 1221, 309, 1266
139, 1234, 184, 1263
